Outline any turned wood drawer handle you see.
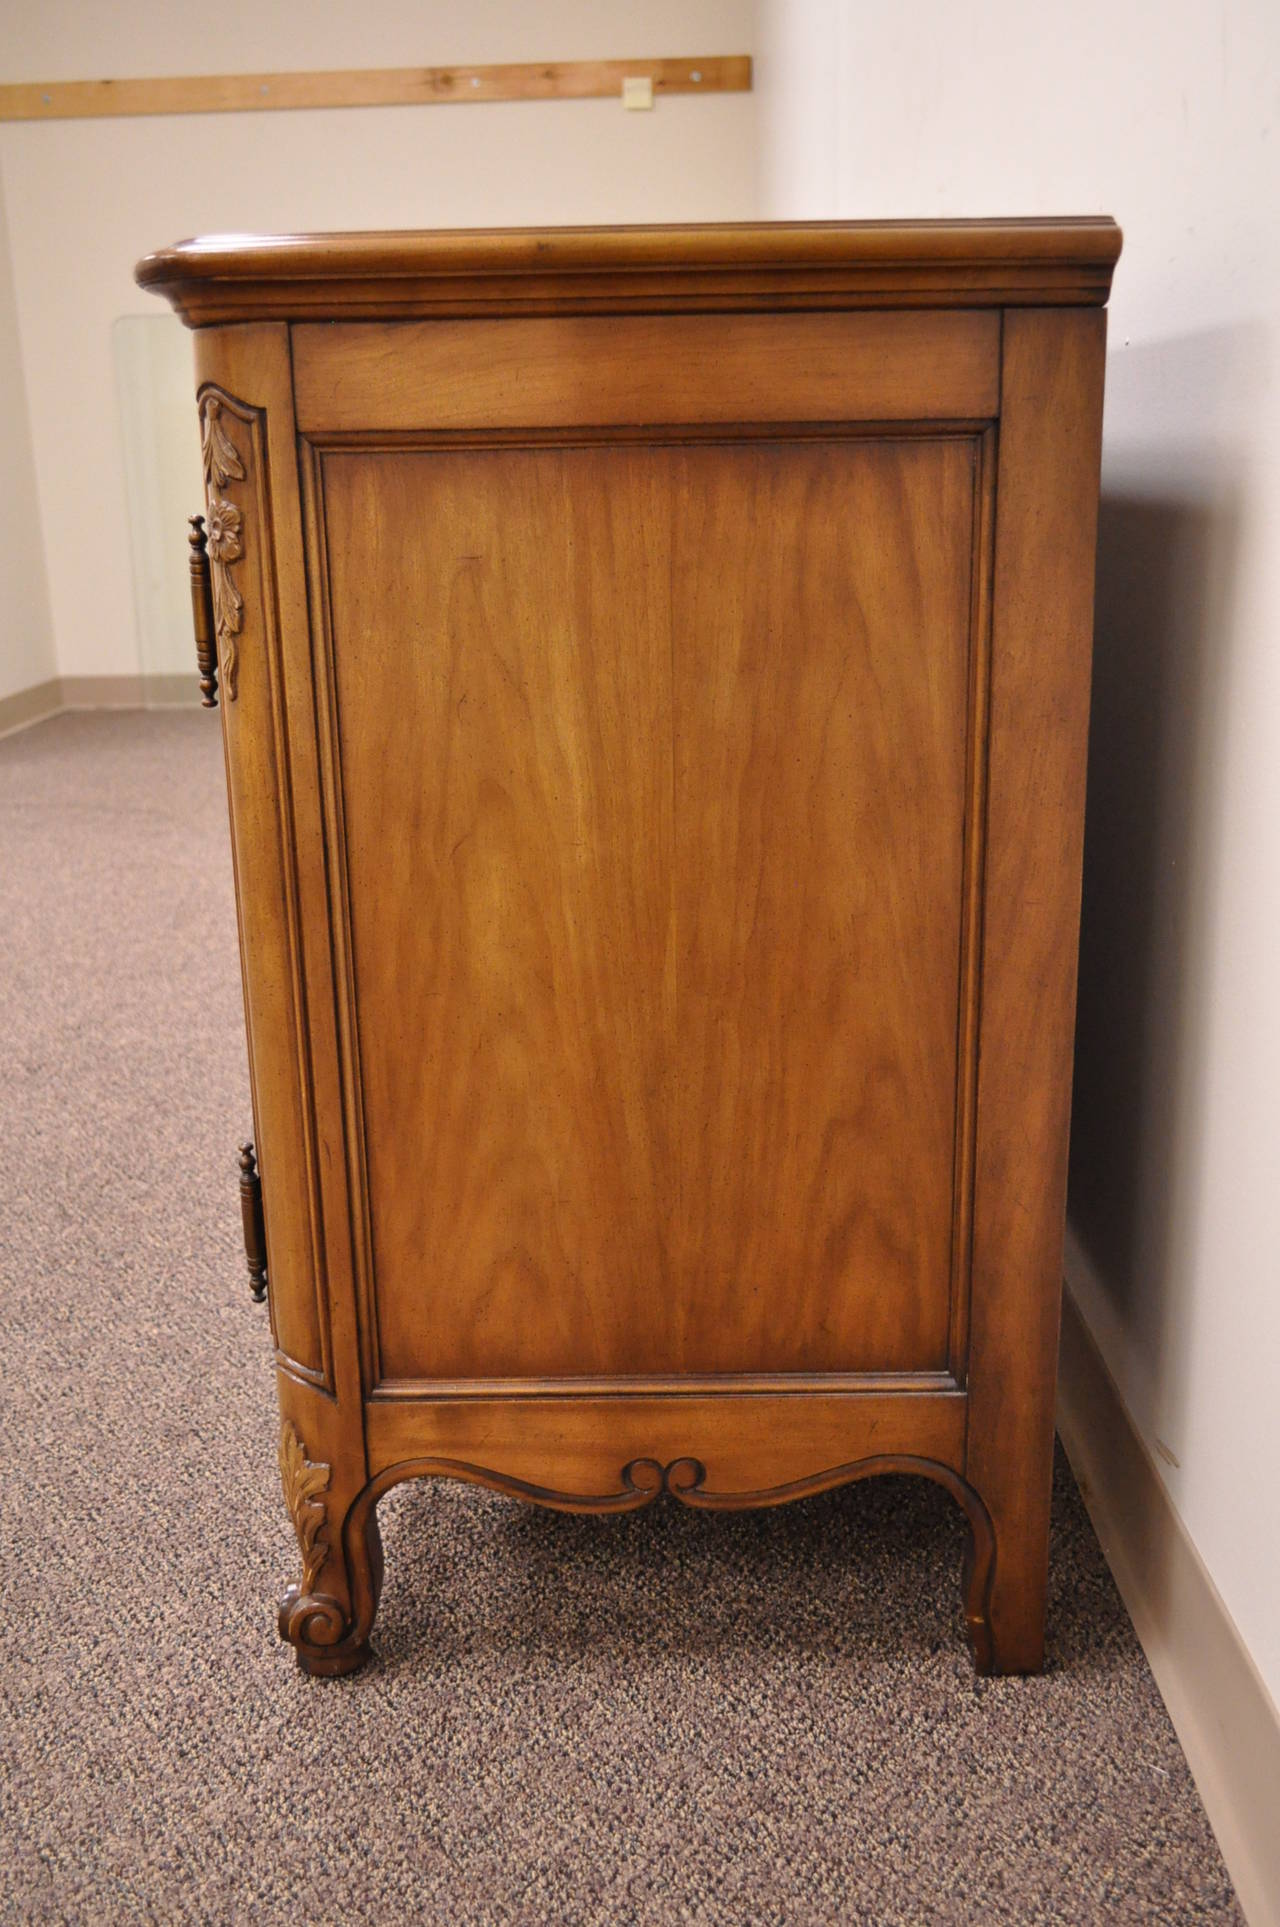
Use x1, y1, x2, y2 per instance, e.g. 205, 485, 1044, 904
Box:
238, 1141, 268, 1303
188, 513, 218, 708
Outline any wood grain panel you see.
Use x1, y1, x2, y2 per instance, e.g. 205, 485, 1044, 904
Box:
318, 446, 677, 1383
670, 440, 975, 1371
316, 436, 977, 1381
292, 311, 1000, 433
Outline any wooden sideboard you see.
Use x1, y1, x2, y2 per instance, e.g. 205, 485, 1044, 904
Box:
138, 219, 1121, 1676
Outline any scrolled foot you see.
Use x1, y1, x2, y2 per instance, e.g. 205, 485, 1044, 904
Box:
278, 1583, 372, 1677
276, 1417, 384, 1678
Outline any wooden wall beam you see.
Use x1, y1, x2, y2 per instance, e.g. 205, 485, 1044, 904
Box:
0, 55, 751, 123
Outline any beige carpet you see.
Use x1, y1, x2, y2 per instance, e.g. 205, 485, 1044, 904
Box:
0, 710, 1240, 1924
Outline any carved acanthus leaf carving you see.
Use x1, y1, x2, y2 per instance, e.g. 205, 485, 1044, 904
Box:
278, 1418, 331, 1593
199, 394, 247, 700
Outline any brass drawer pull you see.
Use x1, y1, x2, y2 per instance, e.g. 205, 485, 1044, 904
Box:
238, 1141, 267, 1303
188, 513, 218, 708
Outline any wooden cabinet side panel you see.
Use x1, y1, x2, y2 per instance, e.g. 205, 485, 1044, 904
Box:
191, 326, 367, 1532
309, 435, 978, 1382
966, 308, 1107, 1668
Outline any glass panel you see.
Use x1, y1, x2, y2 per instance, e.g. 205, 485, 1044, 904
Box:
112, 313, 203, 683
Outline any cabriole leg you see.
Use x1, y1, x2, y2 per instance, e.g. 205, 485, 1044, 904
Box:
276, 1417, 383, 1677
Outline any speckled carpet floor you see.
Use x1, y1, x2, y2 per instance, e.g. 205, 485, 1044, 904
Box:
0, 710, 1240, 1924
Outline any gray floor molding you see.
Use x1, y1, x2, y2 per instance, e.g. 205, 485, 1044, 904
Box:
0, 674, 198, 738
1058, 1252, 1280, 1927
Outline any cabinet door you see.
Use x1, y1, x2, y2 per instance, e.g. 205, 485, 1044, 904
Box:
191, 323, 368, 1449
296, 315, 996, 1387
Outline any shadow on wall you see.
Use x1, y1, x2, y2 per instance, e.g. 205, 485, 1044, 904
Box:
1068, 333, 1246, 1401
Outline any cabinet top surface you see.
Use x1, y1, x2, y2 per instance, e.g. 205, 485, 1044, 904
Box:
136, 217, 1121, 325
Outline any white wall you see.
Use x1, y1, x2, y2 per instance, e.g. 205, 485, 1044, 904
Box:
0, 164, 55, 704
0, 0, 755, 685
755, 0, 1280, 1706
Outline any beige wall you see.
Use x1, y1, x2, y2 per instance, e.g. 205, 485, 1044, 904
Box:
0, 164, 55, 705
755, 0, 1280, 1708
0, 0, 755, 684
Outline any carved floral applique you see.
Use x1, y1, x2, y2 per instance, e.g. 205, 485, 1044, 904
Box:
204, 494, 241, 561
198, 393, 248, 699
279, 1418, 332, 1593
202, 395, 246, 489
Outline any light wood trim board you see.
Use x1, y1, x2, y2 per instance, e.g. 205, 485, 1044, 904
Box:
0, 56, 751, 123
